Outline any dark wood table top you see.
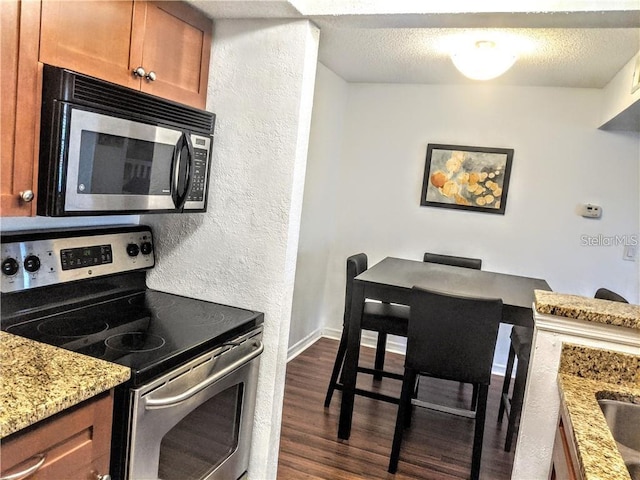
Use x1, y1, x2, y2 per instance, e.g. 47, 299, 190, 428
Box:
355, 257, 551, 311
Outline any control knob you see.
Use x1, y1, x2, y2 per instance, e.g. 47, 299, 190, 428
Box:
140, 242, 153, 255
24, 255, 41, 273
2, 258, 19, 276
126, 243, 140, 257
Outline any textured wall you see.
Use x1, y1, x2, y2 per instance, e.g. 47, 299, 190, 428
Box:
289, 64, 349, 351
143, 19, 319, 479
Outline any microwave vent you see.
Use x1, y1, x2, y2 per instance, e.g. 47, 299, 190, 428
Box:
70, 74, 214, 134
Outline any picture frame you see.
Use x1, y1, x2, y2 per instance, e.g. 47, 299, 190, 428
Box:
420, 143, 513, 215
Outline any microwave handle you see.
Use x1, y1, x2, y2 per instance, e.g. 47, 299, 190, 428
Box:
171, 132, 195, 210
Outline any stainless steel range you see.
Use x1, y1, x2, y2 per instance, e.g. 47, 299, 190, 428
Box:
1, 225, 264, 480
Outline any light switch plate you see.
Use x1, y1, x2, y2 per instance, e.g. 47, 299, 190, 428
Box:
623, 245, 637, 261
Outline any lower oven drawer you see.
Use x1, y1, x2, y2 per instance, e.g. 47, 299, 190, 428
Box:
127, 328, 263, 480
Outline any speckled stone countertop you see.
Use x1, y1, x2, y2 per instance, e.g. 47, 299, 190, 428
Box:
558, 344, 640, 480
0, 332, 130, 438
535, 290, 640, 329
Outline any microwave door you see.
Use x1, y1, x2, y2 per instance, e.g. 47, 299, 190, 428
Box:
64, 107, 182, 213
171, 133, 195, 210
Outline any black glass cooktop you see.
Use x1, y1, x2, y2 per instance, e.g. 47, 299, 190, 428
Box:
6, 289, 263, 386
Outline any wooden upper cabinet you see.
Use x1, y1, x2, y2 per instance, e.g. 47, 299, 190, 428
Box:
39, 1, 140, 90
1, 0, 41, 216
39, 0, 212, 109
138, 2, 212, 108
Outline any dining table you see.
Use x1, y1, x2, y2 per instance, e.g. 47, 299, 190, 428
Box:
337, 256, 551, 440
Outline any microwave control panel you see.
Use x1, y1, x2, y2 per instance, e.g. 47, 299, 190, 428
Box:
1, 227, 155, 293
187, 148, 209, 203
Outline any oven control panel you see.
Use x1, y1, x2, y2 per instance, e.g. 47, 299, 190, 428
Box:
1, 226, 154, 293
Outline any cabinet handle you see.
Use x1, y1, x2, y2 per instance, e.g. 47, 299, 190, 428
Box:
19, 190, 34, 203
132, 66, 146, 78
94, 474, 111, 480
145, 71, 157, 82
0, 454, 46, 480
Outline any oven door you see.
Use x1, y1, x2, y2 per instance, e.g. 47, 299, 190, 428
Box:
127, 333, 263, 480
62, 105, 195, 213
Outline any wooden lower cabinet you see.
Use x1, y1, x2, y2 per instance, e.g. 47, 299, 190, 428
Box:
0, 392, 114, 480
551, 405, 582, 480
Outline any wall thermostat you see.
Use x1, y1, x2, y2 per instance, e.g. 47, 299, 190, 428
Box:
580, 204, 602, 218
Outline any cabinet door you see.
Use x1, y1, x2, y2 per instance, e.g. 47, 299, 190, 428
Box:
1, 0, 40, 216
0, 392, 113, 480
139, 1, 212, 109
39, 0, 141, 90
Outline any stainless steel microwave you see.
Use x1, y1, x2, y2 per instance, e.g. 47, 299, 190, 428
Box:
37, 65, 216, 216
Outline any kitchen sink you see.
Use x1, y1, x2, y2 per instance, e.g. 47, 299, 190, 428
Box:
598, 399, 640, 480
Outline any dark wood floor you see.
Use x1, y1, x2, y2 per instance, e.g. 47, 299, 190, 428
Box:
277, 337, 515, 480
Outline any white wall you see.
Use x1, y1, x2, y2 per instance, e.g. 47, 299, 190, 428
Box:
291, 69, 639, 371
288, 64, 349, 354
143, 19, 318, 480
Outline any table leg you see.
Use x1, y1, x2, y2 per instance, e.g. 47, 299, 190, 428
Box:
338, 281, 365, 440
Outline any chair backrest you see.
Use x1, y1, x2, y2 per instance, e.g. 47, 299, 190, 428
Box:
344, 253, 368, 322
594, 288, 628, 303
423, 252, 482, 270
406, 287, 502, 385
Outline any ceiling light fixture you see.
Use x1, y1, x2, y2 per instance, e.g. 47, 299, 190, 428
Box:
451, 40, 517, 81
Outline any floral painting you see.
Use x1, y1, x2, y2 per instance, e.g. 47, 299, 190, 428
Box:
420, 144, 513, 215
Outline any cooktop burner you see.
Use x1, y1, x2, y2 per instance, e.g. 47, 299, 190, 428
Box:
37, 316, 109, 338
105, 332, 166, 353
5, 289, 263, 386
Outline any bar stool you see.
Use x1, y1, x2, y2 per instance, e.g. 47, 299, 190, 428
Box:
324, 253, 409, 408
388, 287, 502, 479
595, 287, 628, 303
423, 252, 482, 270
499, 286, 629, 452
498, 325, 532, 451
423, 252, 483, 407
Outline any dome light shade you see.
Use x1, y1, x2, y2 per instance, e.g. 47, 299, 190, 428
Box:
451, 40, 517, 80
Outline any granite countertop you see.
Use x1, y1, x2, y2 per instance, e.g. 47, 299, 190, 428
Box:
0, 332, 131, 438
535, 290, 640, 329
558, 344, 640, 480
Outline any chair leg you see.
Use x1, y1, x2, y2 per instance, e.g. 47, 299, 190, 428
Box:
471, 384, 478, 410
373, 332, 387, 380
389, 368, 417, 474
404, 373, 418, 428
470, 384, 489, 480
498, 344, 516, 422
324, 328, 348, 408
505, 357, 528, 451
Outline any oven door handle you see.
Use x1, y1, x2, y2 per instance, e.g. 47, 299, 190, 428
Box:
144, 341, 264, 410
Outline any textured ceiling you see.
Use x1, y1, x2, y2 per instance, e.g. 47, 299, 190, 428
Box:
188, 1, 640, 88
317, 28, 639, 87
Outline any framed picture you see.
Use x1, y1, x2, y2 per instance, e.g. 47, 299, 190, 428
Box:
420, 144, 513, 215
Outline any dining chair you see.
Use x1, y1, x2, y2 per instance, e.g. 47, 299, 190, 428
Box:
388, 287, 502, 479
498, 324, 532, 452
423, 251, 483, 407
423, 252, 482, 270
499, 286, 629, 452
324, 253, 410, 408
594, 287, 628, 303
